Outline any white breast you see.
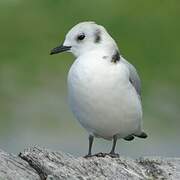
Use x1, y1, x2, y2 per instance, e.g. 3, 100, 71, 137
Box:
67, 51, 142, 140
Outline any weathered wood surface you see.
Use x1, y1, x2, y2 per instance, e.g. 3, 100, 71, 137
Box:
0, 146, 180, 180
0, 148, 39, 180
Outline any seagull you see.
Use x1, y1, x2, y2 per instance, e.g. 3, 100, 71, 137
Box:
50, 21, 147, 158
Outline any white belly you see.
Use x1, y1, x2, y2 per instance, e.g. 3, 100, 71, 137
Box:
67, 53, 142, 140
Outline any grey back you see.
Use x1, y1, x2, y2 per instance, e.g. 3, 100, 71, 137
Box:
121, 57, 141, 98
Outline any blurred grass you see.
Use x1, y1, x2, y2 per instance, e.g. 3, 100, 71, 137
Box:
0, 0, 180, 156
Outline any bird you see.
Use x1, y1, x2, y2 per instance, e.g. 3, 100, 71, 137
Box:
50, 21, 147, 158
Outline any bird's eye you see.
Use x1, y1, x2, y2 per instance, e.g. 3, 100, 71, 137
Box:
77, 34, 85, 41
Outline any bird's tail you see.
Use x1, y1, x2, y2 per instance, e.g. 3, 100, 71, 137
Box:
134, 132, 148, 139
124, 132, 148, 141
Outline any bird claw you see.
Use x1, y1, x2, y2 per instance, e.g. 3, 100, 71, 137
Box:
84, 152, 107, 158
84, 154, 93, 158
94, 152, 107, 157
84, 152, 119, 158
108, 153, 120, 158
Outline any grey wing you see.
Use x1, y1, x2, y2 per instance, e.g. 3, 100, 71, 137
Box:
121, 58, 141, 98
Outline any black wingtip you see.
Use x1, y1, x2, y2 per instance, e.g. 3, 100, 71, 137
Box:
124, 135, 135, 141
135, 132, 148, 139
50, 51, 54, 55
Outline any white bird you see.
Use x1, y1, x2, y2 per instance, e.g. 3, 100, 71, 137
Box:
50, 21, 147, 158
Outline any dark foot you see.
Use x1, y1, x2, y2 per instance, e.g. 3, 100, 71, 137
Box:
84, 152, 119, 158
93, 152, 107, 157
108, 153, 119, 158
84, 152, 107, 158
84, 154, 93, 158
124, 135, 134, 141
135, 132, 148, 139
94, 152, 119, 158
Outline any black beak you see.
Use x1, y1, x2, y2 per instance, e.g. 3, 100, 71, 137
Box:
50, 44, 71, 55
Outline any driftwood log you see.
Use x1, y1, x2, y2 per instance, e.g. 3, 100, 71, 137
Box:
0, 146, 180, 180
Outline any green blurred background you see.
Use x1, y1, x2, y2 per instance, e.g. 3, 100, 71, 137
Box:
0, 0, 180, 157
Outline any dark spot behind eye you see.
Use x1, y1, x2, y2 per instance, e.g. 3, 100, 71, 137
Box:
77, 33, 85, 41
94, 29, 101, 43
111, 50, 120, 63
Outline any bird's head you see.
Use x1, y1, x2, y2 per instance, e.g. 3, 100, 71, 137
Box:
50, 21, 118, 57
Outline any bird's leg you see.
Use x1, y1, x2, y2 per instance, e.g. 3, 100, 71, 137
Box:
109, 135, 119, 158
110, 135, 117, 154
88, 135, 94, 156
84, 135, 94, 158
